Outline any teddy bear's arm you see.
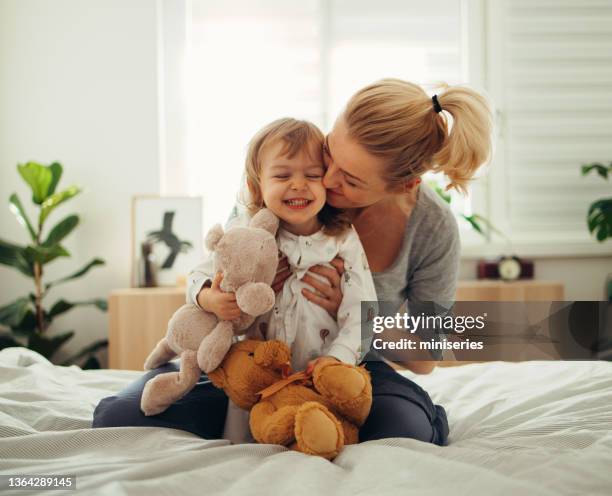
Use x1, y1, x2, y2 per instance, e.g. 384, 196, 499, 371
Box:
249, 402, 299, 446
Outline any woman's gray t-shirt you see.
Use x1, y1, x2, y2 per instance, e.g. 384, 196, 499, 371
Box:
372, 183, 460, 309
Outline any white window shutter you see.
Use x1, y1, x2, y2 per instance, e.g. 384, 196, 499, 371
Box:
492, 0, 612, 245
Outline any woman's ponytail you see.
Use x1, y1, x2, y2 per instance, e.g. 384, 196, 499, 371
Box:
431, 85, 493, 193
344, 79, 493, 194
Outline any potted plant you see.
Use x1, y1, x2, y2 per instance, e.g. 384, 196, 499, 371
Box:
581, 162, 612, 301
0, 161, 107, 368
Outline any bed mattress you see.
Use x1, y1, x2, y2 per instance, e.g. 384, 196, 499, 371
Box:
1, 347, 611, 495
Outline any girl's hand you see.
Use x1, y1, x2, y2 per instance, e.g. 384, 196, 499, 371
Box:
301, 257, 345, 318
198, 272, 241, 321
305, 356, 339, 375
272, 256, 291, 294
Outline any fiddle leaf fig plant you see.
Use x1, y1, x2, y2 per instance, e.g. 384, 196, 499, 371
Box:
428, 180, 509, 243
0, 161, 108, 368
581, 162, 612, 242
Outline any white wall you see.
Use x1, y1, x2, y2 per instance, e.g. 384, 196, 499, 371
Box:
0, 0, 609, 368
0, 0, 160, 364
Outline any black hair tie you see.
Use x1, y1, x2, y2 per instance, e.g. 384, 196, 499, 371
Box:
432, 94, 443, 113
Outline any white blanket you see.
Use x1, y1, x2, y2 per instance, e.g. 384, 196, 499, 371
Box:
1, 347, 611, 496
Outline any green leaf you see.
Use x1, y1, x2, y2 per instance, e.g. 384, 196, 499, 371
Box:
11, 310, 39, 336
47, 162, 63, 197
47, 298, 107, 320
39, 185, 81, 227
82, 356, 101, 369
462, 214, 484, 235
17, 162, 54, 204
43, 215, 79, 247
28, 330, 74, 360
23, 244, 70, 265
0, 333, 22, 350
581, 162, 611, 180
428, 180, 452, 204
0, 238, 33, 276
0, 297, 30, 328
60, 338, 108, 367
587, 198, 612, 243
45, 258, 105, 289
9, 193, 37, 240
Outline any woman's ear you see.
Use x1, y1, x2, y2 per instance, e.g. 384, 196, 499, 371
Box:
403, 177, 421, 193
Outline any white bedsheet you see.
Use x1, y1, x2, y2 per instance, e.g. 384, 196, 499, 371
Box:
1, 347, 611, 496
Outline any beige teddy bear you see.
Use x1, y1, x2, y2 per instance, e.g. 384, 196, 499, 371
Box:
140, 208, 279, 416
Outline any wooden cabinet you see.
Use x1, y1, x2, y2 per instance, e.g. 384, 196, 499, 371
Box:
456, 280, 564, 301
108, 287, 186, 370
108, 281, 565, 370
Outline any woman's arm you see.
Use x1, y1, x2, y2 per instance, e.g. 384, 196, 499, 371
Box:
302, 214, 461, 374
398, 214, 461, 372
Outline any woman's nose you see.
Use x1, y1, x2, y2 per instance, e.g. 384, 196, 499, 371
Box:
323, 162, 341, 189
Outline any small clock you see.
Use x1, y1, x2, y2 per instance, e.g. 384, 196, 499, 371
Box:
498, 256, 522, 281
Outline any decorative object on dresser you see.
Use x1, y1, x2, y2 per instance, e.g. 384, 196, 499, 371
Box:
477, 257, 535, 280
132, 196, 203, 287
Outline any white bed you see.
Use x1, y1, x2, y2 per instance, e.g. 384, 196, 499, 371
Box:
1, 347, 611, 496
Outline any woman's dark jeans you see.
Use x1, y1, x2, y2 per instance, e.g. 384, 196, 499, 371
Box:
92, 358, 448, 446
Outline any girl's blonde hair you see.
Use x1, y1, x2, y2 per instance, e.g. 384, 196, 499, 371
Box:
344, 79, 493, 194
243, 117, 349, 236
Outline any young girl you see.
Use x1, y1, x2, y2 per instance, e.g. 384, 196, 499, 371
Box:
188, 118, 378, 443
193, 117, 378, 373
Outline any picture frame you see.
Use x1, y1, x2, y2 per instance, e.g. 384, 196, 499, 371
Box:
131, 195, 203, 287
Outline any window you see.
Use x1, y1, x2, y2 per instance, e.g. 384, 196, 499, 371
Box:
161, 1, 610, 256
160, 0, 468, 235
479, 0, 612, 256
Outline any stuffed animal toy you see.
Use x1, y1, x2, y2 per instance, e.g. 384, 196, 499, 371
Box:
140, 208, 280, 416
208, 339, 372, 460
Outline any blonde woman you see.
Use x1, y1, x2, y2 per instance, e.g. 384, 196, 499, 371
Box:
93, 79, 492, 447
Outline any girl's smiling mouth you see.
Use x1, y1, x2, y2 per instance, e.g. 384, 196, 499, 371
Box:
283, 198, 312, 209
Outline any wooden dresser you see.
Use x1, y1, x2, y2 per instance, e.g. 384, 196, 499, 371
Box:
108, 280, 565, 370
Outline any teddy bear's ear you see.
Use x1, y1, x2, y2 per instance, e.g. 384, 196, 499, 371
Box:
254, 340, 290, 369
205, 224, 224, 251
250, 208, 279, 235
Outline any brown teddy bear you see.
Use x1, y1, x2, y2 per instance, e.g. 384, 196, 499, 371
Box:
140, 209, 280, 416
208, 339, 372, 460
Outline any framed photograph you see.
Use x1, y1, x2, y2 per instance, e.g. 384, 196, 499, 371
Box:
131, 196, 203, 287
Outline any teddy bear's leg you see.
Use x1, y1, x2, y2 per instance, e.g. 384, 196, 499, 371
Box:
250, 402, 299, 446
140, 350, 201, 416
294, 402, 344, 460
339, 418, 359, 446
143, 338, 177, 370
197, 321, 234, 373
312, 362, 373, 426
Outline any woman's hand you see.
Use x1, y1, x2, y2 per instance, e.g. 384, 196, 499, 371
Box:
305, 355, 339, 375
197, 272, 241, 321
301, 257, 345, 318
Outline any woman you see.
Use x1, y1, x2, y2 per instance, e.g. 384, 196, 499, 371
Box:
93, 79, 493, 446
